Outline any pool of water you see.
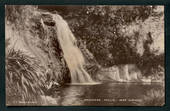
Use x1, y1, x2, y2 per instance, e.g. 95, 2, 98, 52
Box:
48, 82, 164, 106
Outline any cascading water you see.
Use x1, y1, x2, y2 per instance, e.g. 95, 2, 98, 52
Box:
118, 65, 131, 81
9, 7, 140, 83
98, 64, 141, 82
51, 14, 94, 83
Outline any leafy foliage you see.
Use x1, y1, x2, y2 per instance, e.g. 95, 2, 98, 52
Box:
6, 47, 45, 105
40, 6, 164, 76
134, 88, 164, 106
5, 5, 164, 105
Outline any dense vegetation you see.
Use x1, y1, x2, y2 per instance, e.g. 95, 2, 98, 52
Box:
6, 6, 62, 105
5, 5, 164, 105
39, 6, 164, 77
6, 41, 45, 105
6, 5, 164, 77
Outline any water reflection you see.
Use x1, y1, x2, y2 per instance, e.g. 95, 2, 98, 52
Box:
59, 86, 85, 105
50, 82, 164, 106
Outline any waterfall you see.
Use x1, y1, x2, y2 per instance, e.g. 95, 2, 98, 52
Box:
51, 14, 94, 83
99, 64, 141, 82
118, 64, 140, 82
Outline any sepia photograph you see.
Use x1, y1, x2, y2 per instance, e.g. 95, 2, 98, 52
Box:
5, 5, 164, 106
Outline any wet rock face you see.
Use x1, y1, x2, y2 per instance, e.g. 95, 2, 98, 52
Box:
42, 14, 56, 26
96, 64, 142, 82
7, 7, 71, 84
44, 21, 55, 26
40, 12, 100, 80
39, 13, 71, 83
6, 6, 100, 84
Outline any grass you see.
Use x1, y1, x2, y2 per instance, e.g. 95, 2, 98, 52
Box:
133, 87, 165, 106
6, 47, 46, 105
142, 88, 165, 106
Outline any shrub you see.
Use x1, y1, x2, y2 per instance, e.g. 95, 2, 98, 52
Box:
6, 47, 45, 105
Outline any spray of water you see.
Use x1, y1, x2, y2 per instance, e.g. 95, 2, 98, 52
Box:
52, 14, 94, 83
99, 65, 141, 82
